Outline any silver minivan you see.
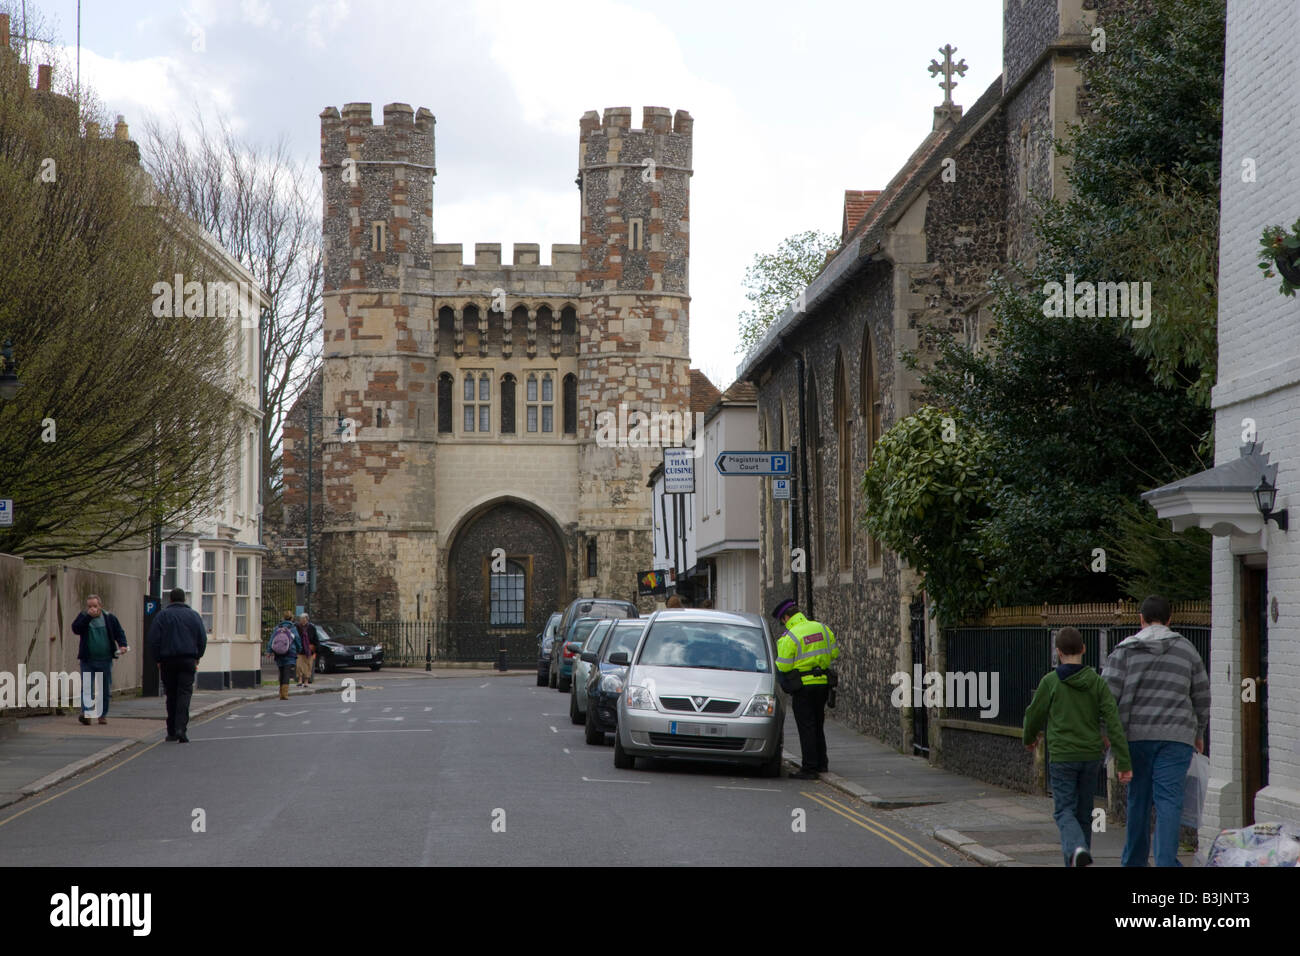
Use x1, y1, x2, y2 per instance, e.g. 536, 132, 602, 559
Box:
613, 610, 784, 777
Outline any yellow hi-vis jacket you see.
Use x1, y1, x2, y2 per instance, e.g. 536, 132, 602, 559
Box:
775, 612, 838, 687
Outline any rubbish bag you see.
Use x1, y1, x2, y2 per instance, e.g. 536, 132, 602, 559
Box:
1206, 823, 1300, 867
1181, 752, 1209, 829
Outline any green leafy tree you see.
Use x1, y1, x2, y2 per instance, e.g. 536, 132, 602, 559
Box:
736, 230, 839, 356
917, 274, 1210, 607
859, 406, 1000, 627
1038, 0, 1225, 407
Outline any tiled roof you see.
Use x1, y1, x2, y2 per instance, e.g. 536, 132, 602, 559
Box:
842, 190, 882, 242
689, 368, 722, 415
719, 380, 757, 404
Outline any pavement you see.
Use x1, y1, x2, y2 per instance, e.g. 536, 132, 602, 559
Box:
0, 662, 517, 811
0, 665, 1193, 866
779, 709, 1197, 867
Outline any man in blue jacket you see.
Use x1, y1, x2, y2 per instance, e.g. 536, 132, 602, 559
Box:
71, 594, 128, 724
147, 587, 207, 743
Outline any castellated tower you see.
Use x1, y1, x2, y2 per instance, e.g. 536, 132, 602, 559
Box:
312, 100, 690, 630
317, 102, 438, 620
577, 107, 693, 604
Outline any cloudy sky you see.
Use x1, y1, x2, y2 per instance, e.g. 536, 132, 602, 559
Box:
20, 0, 1002, 387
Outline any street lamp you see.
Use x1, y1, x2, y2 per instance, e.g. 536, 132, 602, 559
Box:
1253, 475, 1289, 530
0, 340, 22, 401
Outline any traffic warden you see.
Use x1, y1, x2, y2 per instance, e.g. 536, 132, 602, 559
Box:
772, 598, 838, 780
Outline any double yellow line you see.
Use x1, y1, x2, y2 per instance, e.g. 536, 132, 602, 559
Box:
800, 789, 952, 867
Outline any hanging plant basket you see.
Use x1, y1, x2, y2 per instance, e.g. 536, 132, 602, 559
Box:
1259, 221, 1300, 295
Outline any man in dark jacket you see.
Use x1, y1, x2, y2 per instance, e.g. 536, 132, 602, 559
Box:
71, 594, 128, 724
147, 587, 207, 743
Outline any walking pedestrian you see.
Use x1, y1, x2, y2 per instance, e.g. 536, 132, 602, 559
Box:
267, 615, 302, 700
71, 595, 128, 724
1023, 626, 1133, 866
296, 613, 319, 687
772, 598, 838, 780
147, 587, 207, 743
1103, 595, 1210, 867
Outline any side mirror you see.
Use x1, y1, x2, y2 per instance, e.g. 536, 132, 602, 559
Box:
565, 641, 583, 653
580, 652, 597, 664
609, 652, 629, 666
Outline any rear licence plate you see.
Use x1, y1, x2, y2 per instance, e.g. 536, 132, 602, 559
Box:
669, 722, 728, 737
354, 653, 372, 660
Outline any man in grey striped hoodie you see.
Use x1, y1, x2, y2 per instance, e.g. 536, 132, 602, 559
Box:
1104, 595, 1210, 867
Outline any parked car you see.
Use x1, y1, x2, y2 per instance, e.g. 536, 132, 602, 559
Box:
550, 598, 637, 691
581, 618, 648, 745
570, 619, 620, 723
553, 617, 604, 693
536, 612, 563, 686
313, 621, 384, 672
612, 609, 783, 777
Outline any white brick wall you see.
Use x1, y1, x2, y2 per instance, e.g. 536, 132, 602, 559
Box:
1202, 0, 1300, 839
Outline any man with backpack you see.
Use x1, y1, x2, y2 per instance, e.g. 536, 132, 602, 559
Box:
267, 615, 303, 700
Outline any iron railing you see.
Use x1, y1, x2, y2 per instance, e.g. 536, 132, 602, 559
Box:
359, 619, 545, 669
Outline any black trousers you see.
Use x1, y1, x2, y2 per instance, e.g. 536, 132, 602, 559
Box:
160, 658, 198, 737
791, 684, 830, 772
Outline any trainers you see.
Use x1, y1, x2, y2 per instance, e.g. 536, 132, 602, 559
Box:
1071, 846, 1093, 868
790, 769, 820, 780
97, 717, 107, 725
78, 714, 90, 725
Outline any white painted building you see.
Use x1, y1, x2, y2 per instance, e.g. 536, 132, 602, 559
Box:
648, 453, 698, 603
696, 382, 761, 613
1145, 0, 1300, 839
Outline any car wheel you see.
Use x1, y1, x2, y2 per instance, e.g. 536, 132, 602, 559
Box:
613, 733, 634, 770
758, 747, 783, 778
317, 656, 331, 674
570, 688, 583, 725
584, 708, 602, 746
537, 666, 547, 687
370, 663, 381, 671
557, 675, 570, 693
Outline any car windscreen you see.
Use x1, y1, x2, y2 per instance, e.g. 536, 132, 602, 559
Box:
602, 621, 646, 662
635, 621, 769, 672
545, 613, 561, 637
571, 602, 635, 624
318, 622, 366, 642
568, 618, 600, 644
583, 621, 612, 653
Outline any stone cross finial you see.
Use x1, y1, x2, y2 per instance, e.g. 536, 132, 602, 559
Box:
927, 44, 968, 107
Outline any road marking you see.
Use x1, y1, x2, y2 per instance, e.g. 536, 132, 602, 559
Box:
340, 708, 351, 714
301, 720, 311, 725
197, 729, 436, 741
368, 716, 404, 722
347, 717, 357, 723
423, 707, 432, 712
253, 722, 264, 727
274, 710, 308, 717
715, 786, 781, 792
0, 739, 164, 828
383, 707, 392, 713
549, 726, 557, 733
252, 713, 264, 719
479, 682, 489, 688
562, 748, 570, 754
800, 791, 952, 867
581, 776, 649, 785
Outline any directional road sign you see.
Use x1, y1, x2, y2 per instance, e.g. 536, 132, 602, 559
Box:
714, 451, 791, 477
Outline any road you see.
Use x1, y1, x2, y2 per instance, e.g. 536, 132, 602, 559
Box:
0, 673, 966, 866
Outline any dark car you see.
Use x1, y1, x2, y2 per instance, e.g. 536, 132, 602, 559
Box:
553, 617, 604, 693
536, 612, 563, 686
581, 618, 648, 745
312, 621, 384, 672
550, 598, 638, 691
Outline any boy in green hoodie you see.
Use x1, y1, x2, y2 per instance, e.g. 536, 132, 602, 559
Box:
1024, 627, 1133, 867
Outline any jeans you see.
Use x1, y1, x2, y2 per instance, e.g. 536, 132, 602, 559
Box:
160, 658, 197, 737
1123, 739, 1194, 867
80, 659, 112, 717
1049, 760, 1101, 865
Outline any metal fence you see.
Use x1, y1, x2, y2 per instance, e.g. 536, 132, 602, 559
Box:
943, 621, 1212, 733
359, 619, 544, 669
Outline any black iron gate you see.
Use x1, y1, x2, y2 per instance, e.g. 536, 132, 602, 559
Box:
910, 597, 929, 756
360, 619, 542, 669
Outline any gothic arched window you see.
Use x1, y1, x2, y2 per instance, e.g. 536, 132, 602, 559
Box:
835, 351, 851, 570
501, 374, 516, 434
808, 368, 824, 573
563, 374, 577, 435
861, 325, 883, 567
438, 373, 453, 433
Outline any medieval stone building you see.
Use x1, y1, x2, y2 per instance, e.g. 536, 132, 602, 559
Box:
287, 102, 697, 637
737, 0, 1130, 769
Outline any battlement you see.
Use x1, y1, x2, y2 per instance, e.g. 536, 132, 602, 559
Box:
579, 106, 693, 142
321, 102, 435, 131
431, 243, 582, 271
